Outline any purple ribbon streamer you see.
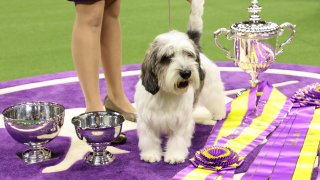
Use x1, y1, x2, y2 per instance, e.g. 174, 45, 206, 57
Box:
269, 107, 315, 179
243, 107, 315, 179
239, 99, 293, 158
172, 81, 294, 180
205, 82, 292, 180
243, 108, 298, 179
214, 83, 270, 146
171, 166, 195, 180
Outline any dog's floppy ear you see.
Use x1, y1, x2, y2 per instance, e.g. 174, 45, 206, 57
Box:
195, 51, 205, 81
199, 66, 205, 81
141, 44, 160, 95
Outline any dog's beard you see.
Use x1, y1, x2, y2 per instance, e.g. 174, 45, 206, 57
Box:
160, 62, 200, 95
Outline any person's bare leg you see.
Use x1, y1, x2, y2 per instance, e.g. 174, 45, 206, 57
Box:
100, 0, 135, 113
72, 1, 105, 112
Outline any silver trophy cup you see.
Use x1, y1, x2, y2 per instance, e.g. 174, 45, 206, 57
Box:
214, 0, 295, 87
72, 111, 124, 166
2, 101, 65, 164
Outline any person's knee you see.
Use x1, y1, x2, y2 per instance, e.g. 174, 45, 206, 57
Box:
105, 0, 121, 18
75, 1, 105, 28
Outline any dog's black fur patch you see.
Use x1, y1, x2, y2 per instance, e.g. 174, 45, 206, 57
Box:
187, 30, 202, 50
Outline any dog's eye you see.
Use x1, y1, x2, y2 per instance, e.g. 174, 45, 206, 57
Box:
185, 51, 195, 58
160, 54, 173, 64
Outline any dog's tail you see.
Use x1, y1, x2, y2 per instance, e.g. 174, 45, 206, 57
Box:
187, 0, 205, 48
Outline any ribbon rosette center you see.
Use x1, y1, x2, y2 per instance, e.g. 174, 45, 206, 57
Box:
190, 146, 242, 171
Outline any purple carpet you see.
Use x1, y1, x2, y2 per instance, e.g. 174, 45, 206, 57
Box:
0, 62, 319, 179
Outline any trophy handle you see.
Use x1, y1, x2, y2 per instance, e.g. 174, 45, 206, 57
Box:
75, 127, 83, 140
213, 28, 234, 61
72, 117, 83, 140
276, 22, 296, 56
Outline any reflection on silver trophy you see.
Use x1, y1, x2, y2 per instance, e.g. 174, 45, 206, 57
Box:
2, 102, 65, 164
214, 0, 295, 87
72, 111, 124, 166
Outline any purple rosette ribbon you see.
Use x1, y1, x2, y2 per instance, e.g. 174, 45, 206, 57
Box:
190, 146, 242, 171
291, 82, 320, 108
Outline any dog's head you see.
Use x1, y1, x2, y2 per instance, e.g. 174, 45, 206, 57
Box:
141, 31, 205, 95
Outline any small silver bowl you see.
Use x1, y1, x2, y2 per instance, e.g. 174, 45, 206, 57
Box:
72, 111, 124, 166
2, 101, 65, 164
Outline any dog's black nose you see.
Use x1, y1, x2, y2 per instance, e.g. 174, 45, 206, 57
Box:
179, 70, 191, 79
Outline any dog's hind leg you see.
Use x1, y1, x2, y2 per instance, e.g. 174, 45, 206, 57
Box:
197, 80, 226, 120
198, 56, 227, 121
204, 92, 226, 120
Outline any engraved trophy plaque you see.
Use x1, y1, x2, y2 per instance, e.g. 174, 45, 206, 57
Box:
214, 0, 295, 87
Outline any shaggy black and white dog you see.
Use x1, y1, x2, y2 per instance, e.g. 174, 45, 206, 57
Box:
134, 0, 226, 164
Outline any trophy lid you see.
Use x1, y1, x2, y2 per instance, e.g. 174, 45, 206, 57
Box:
230, 0, 280, 38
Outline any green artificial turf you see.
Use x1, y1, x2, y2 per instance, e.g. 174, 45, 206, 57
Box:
0, 0, 319, 81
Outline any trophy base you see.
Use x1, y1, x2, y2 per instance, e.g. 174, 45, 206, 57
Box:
17, 148, 56, 165
85, 151, 114, 166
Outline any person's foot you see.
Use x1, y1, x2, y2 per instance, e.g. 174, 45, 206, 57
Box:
104, 96, 137, 122
111, 133, 127, 145
110, 95, 136, 113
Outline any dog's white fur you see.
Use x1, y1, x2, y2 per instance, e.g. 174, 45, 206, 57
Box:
134, 0, 226, 164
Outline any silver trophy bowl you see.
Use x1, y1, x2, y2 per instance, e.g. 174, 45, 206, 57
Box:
214, 0, 295, 87
72, 111, 124, 166
2, 101, 65, 164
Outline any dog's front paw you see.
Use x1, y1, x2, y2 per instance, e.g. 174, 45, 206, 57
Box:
140, 151, 162, 163
164, 151, 187, 164
212, 108, 226, 120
